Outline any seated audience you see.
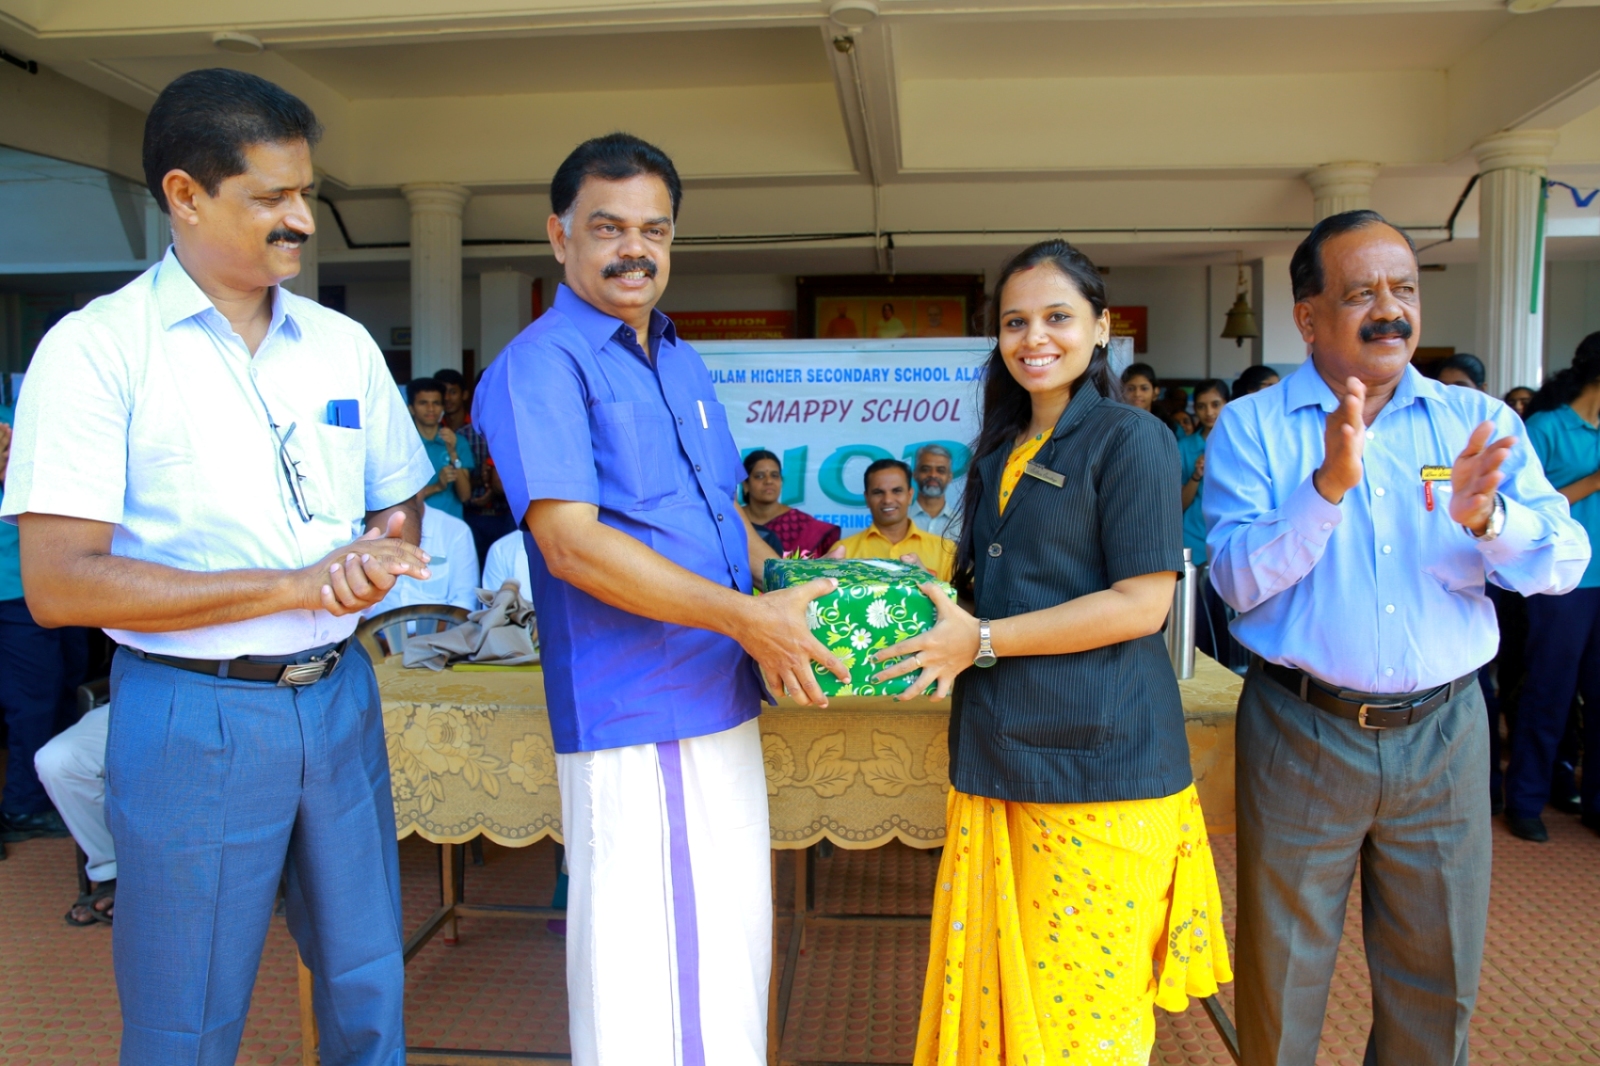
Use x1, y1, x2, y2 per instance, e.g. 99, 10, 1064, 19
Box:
1436, 352, 1488, 391
909, 443, 961, 540
483, 527, 533, 603
835, 458, 955, 581
1231, 363, 1280, 397
739, 449, 841, 556
409, 377, 475, 519
35, 706, 114, 925
363, 506, 481, 616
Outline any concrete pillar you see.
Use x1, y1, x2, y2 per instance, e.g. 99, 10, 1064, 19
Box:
1473, 130, 1559, 396
282, 196, 319, 302
1257, 254, 1302, 367
403, 183, 471, 379
479, 270, 535, 367
1304, 163, 1380, 223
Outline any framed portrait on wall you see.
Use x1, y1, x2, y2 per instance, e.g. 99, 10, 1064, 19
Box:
796, 275, 987, 339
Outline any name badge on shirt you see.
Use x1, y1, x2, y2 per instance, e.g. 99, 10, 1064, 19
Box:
1024, 461, 1066, 488
1420, 465, 1451, 482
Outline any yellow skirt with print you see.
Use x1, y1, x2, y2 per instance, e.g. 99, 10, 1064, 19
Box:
913, 784, 1232, 1066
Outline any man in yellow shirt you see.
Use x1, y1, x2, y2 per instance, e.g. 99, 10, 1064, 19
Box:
837, 459, 956, 581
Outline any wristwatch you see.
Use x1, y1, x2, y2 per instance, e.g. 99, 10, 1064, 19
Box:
974, 619, 998, 668
1467, 493, 1506, 542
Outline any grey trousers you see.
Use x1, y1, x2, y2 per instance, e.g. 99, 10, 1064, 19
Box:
1234, 667, 1491, 1066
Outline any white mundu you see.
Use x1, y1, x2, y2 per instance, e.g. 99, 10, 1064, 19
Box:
559, 717, 771, 1066
0, 249, 433, 659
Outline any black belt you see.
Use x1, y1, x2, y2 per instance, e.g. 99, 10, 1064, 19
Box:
1255, 658, 1475, 730
130, 640, 350, 687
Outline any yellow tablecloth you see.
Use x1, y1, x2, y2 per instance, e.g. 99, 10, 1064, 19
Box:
377, 654, 1241, 849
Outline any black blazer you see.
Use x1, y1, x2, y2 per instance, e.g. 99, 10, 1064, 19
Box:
949, 384, 1192, 804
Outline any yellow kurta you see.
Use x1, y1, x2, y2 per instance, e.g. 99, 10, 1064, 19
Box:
913, 431, 1232, 1066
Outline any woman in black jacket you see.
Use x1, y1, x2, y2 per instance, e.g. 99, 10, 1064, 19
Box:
873, 240, 1232, 1065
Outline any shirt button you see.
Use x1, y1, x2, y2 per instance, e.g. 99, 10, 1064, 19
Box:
733, 563, 741, 572
694, 464, 702, 472
1383, 545, 1392, 554
1366, 430, 1375, 440
1385, 667, 1395, 678
988, 543, 1003, 558
678, 417, 684, 425
717, 514, 725, 522
1385, 604, 1396, 614
1321, 522, 1332, 531
1374, 487, 1386, 497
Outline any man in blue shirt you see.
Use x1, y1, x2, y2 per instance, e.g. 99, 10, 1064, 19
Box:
1505, 332, 1600, 840
5, 71, 434, 1065
1204, 211, 1587, 1066
473, 133, 844, 1066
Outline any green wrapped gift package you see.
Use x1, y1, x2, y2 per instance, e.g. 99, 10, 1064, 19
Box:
763, 557, 956, 697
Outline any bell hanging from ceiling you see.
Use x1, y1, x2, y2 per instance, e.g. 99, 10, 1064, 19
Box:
1219, 260, 1260, 347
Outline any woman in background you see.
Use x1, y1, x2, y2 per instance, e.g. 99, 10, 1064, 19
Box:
1504, 333, 1600, 841
739, 449, 840, 557
878, 239, 1231, 1066
1178, 379, 1237, 666
1231, 363, 1279, 398
1436, 352, 1488, 391
1121, 361, 1179, 435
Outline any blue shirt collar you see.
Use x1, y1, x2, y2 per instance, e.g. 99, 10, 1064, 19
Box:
553, 282, 678, 354
1285, 358, 1432, 416
153, 247, 300, 342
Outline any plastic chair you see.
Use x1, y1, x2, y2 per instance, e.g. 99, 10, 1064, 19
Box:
353, 604, 471, 661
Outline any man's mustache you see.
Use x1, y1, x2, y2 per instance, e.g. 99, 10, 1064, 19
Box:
1359, 318, 1413, 342
602, 258, 657, 279
267, 228, 310, 247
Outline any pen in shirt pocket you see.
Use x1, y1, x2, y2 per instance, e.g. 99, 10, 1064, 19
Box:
1421, 465, 1450, 512
697, 400, 708, 429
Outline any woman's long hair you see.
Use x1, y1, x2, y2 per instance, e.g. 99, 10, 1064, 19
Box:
1526, 331, 1600, 418
954, 239, 1116, 593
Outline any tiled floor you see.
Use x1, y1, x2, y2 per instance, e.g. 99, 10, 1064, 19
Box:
1, 813, 1596, 1065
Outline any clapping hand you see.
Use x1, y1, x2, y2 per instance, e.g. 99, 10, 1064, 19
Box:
305, 510, 432, 616
1314, 376, 1367, 504
1451, 421, 1515, 535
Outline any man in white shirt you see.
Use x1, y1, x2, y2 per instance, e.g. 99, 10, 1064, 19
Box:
363, 506, 480, 615
2, 69, 433, 1066
908, 443, 961, 540
481, 528, 532, 603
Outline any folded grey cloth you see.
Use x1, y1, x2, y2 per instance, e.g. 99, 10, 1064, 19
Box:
402, 582, 539, 670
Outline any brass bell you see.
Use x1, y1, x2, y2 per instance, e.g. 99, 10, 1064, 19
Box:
1220, 291, 1259, 347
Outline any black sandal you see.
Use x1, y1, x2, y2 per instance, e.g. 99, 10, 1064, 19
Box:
64, 880, 115, 926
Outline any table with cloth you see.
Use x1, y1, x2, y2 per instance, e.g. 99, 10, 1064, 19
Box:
296, 654, 1241, 1065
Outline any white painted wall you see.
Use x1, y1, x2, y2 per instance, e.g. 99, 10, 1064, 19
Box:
1101, 266, 1209, 380
657, 273, 797, 313
342, 280, 411, 354
1545, 260, 1600, 372
1418, 264, 1481, 355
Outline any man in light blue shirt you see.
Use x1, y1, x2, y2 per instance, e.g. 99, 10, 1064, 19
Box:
3, 71, 433, 1066
1204, 211, 1587, 1066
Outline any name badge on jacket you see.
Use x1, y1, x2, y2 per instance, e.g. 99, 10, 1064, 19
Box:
1024, 461, 1065, 488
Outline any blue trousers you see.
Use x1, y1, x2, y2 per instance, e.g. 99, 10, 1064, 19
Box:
1506, 587, 1600, 819
0, 597, 88, 817
106, 644, 405, 1066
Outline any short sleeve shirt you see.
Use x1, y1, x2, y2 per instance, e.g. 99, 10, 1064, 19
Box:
0, 250, 435, 657
471, 284, 761, 754
1176, 430, 1209, 564
421, 434, 475, 519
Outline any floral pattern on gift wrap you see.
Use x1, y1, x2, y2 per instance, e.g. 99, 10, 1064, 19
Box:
768, 558, 956, 697
384, 701, 505, 814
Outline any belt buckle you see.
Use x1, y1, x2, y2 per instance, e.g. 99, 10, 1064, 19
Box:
278, 648, 340, 687
1356, 704, 1388, 730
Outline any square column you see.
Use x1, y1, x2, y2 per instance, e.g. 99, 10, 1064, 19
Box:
1473, 130, 1560, 396
479, 270, 536, 368
404, 183, 472, 379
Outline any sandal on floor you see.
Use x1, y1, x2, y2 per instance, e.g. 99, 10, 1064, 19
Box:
64, 880, 115, 926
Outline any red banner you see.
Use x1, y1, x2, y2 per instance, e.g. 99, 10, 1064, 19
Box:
1108, 306, 1148, 353
667, 310, 794, 340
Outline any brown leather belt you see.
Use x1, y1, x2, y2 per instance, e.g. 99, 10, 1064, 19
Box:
1255, 658, 1476, 730
130, 640, 349, 687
